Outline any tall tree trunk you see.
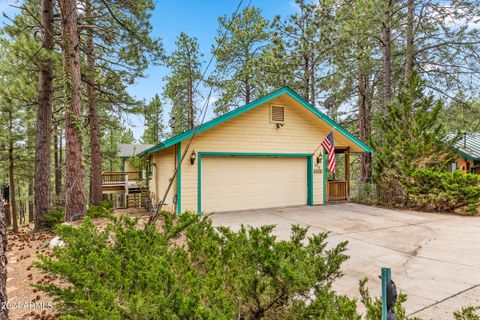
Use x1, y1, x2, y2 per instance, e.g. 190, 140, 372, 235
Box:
18, 186, 24, 225
358, 66, 372, 182
60, 0, 86, 221
381, 1, 392, 111
3, 197, 10, 227
310, 57, 316, 106
86, 0, 102, 205
59, 127, 63, 191
188, 69, 194, 130
404, 0, 415, 85
0, 196, 8, 320
9, 114, 18, 234
245, 77, 251, 105
28, 180, 34, 223
8, 147, 18, 233
53, 123, 63, 196
34, 0, 54, 230
304, 54, 310, 102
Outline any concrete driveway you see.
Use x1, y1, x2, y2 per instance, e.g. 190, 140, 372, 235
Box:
210, 203, 480, 319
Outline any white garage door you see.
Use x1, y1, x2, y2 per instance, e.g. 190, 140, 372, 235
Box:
202, 156, 307, 213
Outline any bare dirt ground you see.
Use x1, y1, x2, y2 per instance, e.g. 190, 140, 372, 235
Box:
6, 225, 57, 320
5, 208, 149, 320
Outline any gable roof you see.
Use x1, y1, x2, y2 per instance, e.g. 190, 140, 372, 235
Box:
139, 87, 372, 156
118, 143, 155, 158
453, 132, 480, 161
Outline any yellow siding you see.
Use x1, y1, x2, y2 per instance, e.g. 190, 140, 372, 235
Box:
123, 159, 136, 173
149, 96, 365, 212
149, 147, 177, 212
178, 99, 329, 212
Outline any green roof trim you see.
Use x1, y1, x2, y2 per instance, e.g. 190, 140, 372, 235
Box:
139, 87, 372, 156
452, 133, 480, 161
458, 149, 477, 162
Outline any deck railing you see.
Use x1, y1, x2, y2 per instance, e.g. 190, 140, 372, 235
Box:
126, 171, 141, 181
327, 180, 348, 201
102, 172, 140, 185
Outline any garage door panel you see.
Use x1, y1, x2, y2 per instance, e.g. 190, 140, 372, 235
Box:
202, 157, 307, 212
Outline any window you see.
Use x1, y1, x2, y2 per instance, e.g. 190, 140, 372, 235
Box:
270, 105, 285, 123
449, 162, 457, 172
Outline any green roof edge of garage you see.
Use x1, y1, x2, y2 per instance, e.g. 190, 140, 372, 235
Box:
138, 87, 372, 156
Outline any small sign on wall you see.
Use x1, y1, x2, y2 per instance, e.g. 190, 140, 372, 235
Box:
314, 154, 322, 174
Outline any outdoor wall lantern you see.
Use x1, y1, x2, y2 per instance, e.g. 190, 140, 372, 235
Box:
190, 150, 197, 165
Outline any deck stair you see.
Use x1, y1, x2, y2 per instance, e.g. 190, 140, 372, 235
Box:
126, 187, 150, 208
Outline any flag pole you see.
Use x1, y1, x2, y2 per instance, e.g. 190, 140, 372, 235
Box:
314, 127, 336, 155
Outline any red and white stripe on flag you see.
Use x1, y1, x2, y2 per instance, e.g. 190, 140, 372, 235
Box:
321, 131, 336, 173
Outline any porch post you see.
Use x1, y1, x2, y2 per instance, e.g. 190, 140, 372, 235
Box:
345, 147, 350, 200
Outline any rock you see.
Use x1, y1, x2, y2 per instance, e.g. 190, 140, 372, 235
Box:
48, 236, 65, 249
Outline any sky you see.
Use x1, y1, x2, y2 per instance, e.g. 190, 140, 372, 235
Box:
0, 0, 300, 140
125, 0, 299, 140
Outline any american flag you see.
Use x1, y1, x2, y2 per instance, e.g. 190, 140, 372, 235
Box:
321, 131, 336, 173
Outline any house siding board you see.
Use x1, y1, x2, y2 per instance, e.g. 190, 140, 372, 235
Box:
150, 98, 372, 213
149, 147, 176, 212
178, 100, 328, 212
139, 87, 371, 156
123, 160, 136, 173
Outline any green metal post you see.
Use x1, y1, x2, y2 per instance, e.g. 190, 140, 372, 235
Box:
381, 267, 391, 320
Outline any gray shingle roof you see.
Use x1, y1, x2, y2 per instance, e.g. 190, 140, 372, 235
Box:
118, 144, 155, 158
453, 132, 480, 161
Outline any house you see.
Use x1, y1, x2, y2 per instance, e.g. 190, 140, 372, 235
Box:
118, 143, 154, 172
138, 87, 372, 214
452, 133, 480, 174
102, 143, 154, 208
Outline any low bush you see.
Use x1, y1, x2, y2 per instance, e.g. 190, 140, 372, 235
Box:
34, 212, 480, 319
406, 169, 480, 214
359, 278, 422, 320
86, 200, 114, 219
35, 212, 360, 319
454, 306, 480, 320
40, 207, 65, 229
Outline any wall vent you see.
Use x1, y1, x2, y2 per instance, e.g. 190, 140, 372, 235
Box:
270, 105, 285, 123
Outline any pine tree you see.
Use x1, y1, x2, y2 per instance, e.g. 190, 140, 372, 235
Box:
77, 0, 163, 204
34, 0, 55, 229
60, 0, 86, 221
211, 7, 269, 114
0, 194, 6, 319
164, 32, 203, 134
141, 95, 165, 144
271, 0, 334, 105
85, 0, 102, 205
0, 31, 38, 232
102, 121, 135, 172
373, 74, 455, 186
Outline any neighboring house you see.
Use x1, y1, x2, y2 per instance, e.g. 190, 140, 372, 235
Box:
102, 143, 154, 208
118, 143, 155, 172
451, 133, 480, 174
139, 87, 371, 214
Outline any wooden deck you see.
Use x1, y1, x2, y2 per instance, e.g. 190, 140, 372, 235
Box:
102, 172, 140, 185
102, 172, 150, 209
327, 180, 348, 201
